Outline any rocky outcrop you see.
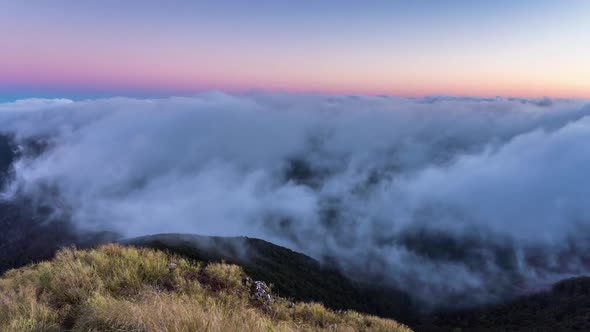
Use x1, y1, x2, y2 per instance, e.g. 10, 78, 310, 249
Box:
243, 277, 272, 311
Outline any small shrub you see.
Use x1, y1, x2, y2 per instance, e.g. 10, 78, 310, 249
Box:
204, 262, 245, 290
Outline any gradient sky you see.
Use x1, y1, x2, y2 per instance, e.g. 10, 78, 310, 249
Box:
1, 0, 589, 99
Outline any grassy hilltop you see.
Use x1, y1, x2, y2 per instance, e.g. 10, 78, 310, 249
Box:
0, 244, 411, 332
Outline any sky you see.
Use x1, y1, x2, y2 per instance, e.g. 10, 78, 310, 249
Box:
1, 0, 589, 99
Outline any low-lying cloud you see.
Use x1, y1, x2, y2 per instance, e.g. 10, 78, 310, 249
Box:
1, 93, 590, 309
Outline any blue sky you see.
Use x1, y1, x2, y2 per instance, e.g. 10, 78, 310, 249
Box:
1, 0, 589, 99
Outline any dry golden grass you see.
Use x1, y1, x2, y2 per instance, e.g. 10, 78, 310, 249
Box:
0, 244, 412, 332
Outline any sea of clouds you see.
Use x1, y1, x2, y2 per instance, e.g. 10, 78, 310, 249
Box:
1, 93, 590, 309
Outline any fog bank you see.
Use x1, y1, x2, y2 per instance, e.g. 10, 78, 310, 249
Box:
1, 93, 590, 308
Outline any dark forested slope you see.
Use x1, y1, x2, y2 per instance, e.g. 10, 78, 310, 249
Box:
127, 233, 415, 321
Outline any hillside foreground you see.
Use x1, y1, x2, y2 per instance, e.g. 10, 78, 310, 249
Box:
0, 244, 411, 332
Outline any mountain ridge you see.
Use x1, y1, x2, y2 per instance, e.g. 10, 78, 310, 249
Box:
124, 233, 415, 322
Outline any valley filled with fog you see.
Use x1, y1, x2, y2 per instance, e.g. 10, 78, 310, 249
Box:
2, 93, 590, 309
